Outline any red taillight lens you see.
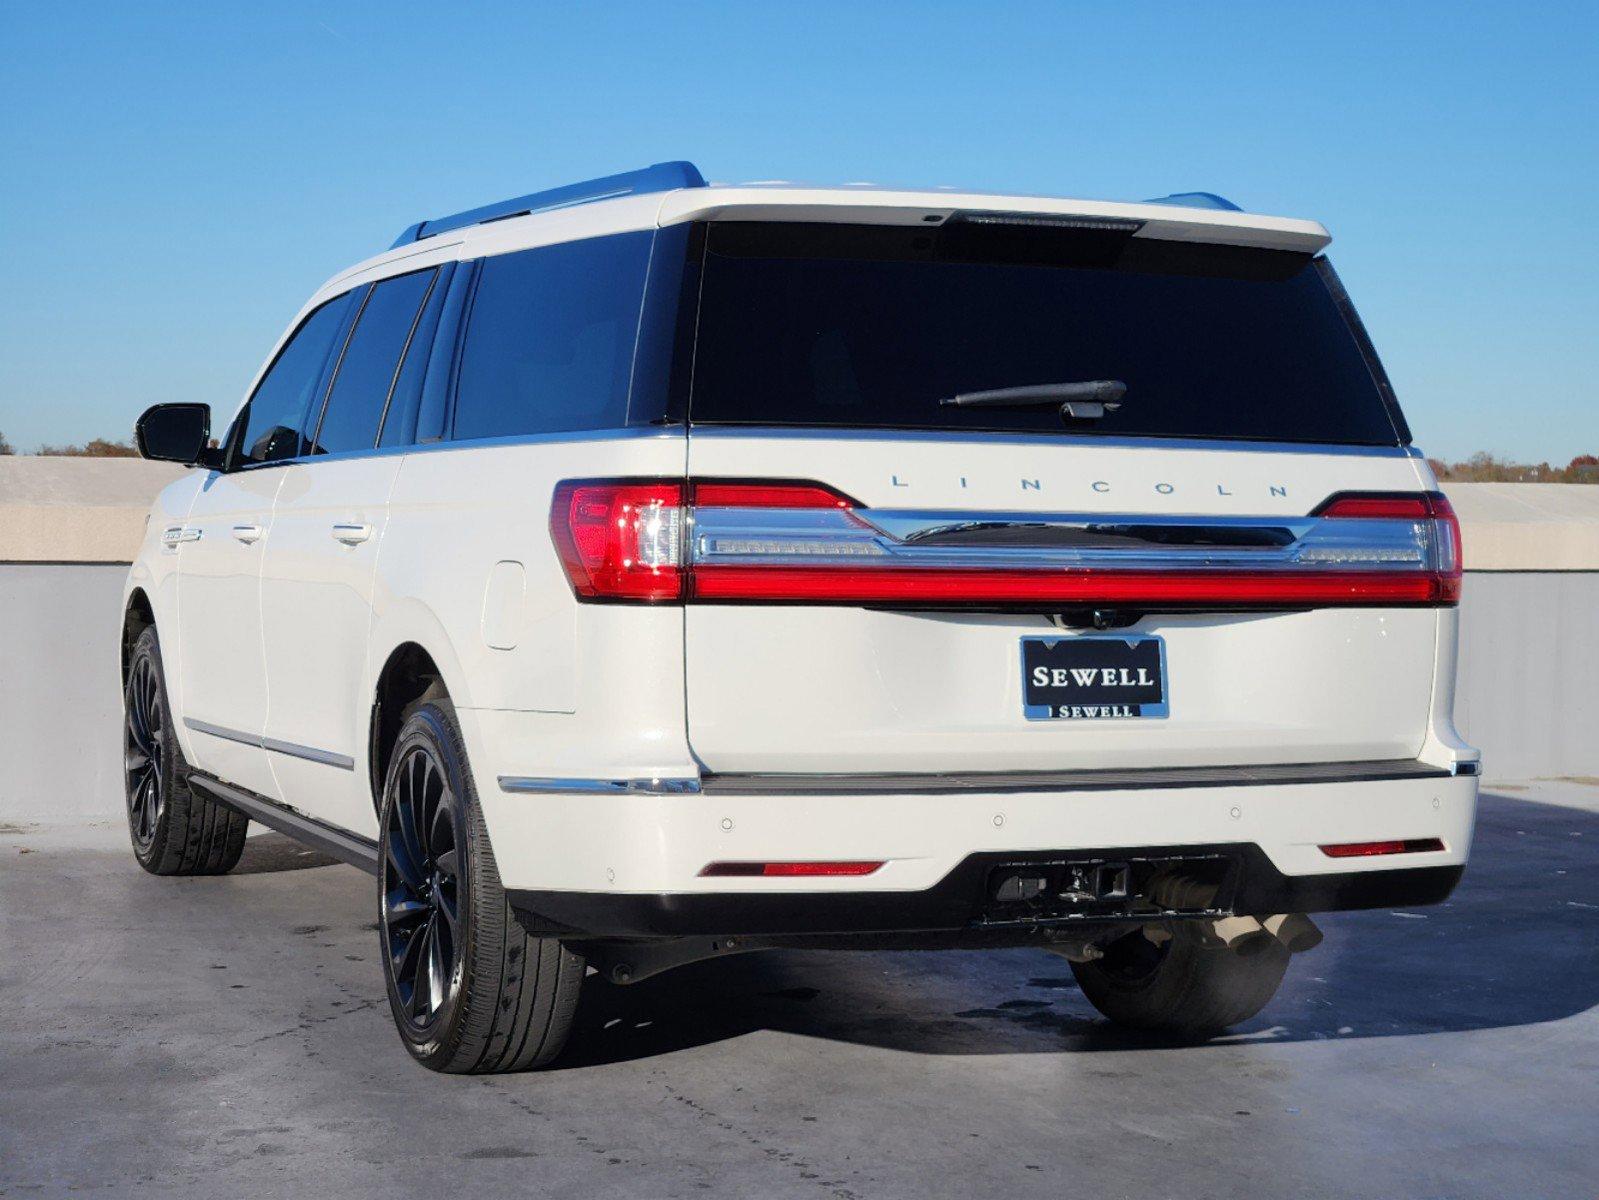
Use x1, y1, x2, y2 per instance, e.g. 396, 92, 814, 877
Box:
698, 860, 884, 877
549, 480, 685, 601
1320, 838, 1446, 858
693, 481, 856, 509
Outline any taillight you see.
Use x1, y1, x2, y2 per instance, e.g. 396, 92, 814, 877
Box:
550, 481, 1463, 609
549, 480, 685, 601
1312, 491, 1462, 604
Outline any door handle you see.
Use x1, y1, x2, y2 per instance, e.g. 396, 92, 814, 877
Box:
161, 526, 201, 547
231, 524, 264, 545
331, 522, 374, 545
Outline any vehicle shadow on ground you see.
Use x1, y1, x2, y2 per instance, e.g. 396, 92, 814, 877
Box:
233, 831, 341, 874
553, 790, 1599, 1066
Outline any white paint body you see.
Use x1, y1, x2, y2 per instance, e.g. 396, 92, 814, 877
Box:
124, 182, 1478, 905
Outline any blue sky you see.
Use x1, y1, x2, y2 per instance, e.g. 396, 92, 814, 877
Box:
1, 1, 1594, 462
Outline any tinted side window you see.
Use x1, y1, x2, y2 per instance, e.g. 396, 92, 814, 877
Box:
238, 293, 357, 465
451, 231, 652, 441
312, 269, 437, 456
379, 263, 455, 448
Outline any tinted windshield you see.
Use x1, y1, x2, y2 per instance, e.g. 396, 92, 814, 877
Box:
687, 221, 1405, 446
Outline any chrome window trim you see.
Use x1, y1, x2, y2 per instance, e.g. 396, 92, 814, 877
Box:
183, 718, 355, 772
498, 775, 703, 795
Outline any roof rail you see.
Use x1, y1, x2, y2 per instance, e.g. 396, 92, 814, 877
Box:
390, 161, 707, 249
1142, 191, 1242, 212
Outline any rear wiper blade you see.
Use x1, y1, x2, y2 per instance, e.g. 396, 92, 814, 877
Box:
940, 379, 1127, 420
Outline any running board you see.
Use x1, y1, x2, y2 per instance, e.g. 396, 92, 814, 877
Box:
188, 772, 380, 875
699, 759, 1452, 796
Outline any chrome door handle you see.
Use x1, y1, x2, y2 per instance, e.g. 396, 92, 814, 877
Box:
231, 524, 264, 544
331, 522, 373, 545
161, 526, 201, 547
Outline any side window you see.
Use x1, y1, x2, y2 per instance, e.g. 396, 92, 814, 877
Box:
237, 293, 357, 466
311, 268, 438, 456
451, 231, 653, 441
379, 263, 455, 448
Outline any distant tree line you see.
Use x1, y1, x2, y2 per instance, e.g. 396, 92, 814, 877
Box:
1428, 452, 1598, 484
0, 432, 137, 457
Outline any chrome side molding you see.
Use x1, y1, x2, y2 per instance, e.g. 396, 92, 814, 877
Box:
498, 776, 703, 795
183, 717, 355, 771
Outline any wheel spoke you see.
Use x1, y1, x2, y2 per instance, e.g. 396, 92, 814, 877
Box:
385, 835, 424, 891
410, 918, 436, 1017
384, 888, 429, 925
426, 917, 445, 1014
390, 919, 426, 982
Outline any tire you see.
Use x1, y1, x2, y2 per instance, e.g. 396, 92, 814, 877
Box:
1070, 922, 1290, 1036
377, 699, 585, 1073
123, 625, 249, 875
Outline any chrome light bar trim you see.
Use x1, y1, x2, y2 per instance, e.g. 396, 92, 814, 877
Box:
689, 506, 1440, 574
183, 718, 355, 771
498, 775, 704, 795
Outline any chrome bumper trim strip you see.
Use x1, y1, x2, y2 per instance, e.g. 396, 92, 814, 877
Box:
699, 759, 1452, 796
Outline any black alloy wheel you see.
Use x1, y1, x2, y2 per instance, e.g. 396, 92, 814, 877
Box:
124, 652, 167, 853
381, 742, 466, 1033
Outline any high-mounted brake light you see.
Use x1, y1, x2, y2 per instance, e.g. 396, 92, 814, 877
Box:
550, 481, 1464, 609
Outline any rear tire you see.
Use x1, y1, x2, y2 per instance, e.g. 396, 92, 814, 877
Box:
377, 699, 584, 1073
123, 625, 248, 875
1070, 922, 1290, 1036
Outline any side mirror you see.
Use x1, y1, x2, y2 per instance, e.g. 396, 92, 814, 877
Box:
135, 403, 214, 465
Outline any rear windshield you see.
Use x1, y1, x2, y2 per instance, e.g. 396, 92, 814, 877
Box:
687, 221, 1406, 446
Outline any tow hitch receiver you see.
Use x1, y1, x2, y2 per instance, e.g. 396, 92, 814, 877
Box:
981, 853, 1239, 925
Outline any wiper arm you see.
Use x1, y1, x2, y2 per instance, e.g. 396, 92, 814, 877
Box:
939, 379, 1127, 420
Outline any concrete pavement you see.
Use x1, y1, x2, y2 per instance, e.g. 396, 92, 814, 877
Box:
2, 782, 1595, 1199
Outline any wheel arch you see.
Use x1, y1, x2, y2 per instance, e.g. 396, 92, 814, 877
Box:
368, 641, 452, 814
121, 587, 157, 683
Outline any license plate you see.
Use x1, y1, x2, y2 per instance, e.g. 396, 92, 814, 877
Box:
1021, 636, 1168, 721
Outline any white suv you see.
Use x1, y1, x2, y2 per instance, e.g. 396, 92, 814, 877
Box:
123, 162, 1479, 1072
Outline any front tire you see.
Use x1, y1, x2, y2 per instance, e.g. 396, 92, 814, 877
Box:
123, 625, 248, 875
378, 700, 584, 1073
1070, 922, 1290, 1036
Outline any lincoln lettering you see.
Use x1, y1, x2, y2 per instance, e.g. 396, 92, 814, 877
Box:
1032, 666, 1155, 688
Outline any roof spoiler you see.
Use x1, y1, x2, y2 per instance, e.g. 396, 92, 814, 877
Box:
1142, 191, 1243, 212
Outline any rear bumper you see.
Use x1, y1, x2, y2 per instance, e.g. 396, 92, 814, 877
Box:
509, 846, 1463, 938
483, 760, 1477, 937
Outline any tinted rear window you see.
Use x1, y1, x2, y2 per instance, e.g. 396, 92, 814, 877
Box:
688, 222, 1405, 446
